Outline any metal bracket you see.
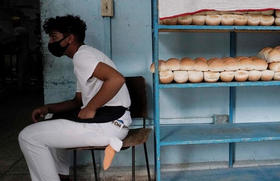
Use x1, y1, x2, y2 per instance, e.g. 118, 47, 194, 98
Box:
101, 0, 113, 17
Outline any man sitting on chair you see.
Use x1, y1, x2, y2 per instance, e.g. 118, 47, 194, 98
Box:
18, 15, 132, 181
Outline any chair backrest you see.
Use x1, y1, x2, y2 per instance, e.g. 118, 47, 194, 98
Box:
125, 76, 147, 119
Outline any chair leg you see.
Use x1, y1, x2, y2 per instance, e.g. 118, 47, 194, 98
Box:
132, 146, 135, 181
91, 150, 98, 181
73, 150, 77, 181
144, 143, 151, 181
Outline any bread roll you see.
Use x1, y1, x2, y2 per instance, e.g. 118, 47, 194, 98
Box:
192, 15, 206, 25
260, 15, 275, 26
257, 47, 273, 60
221, 14, 234, 25
235, 56, 249, 61
150, 60, 167, 73
174, 71, 188, 83
269, 62, 280, 71
239, 57, 254, 70
235, 70, 249, 82
178, 15, 192, 25
247, 15, 261, 26
194, 57, 207, 62
180, 57, 195, 71
166, 58, 180, 70
248, 70, 261, 81
204, 71, 220, 82
274, 71, 280, 80
276, 10, 280, 17
208, 58, 225, 71
267, 49, 280, 63
261, 10, 274, 15
159, 70, 174, 84
275, 18, 280, 26
223, 57, 239, 71
252, 58, 268, 70
193, 59, 208, 71
160, 17, 177, 25
188, 71, 203, 83
220, 71, 235, 82
234, 15, 248, 25
261, 70, 274, 81
206, 15, 221, 25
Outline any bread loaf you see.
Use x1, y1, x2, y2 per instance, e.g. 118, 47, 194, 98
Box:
257, 47, 273, 60
208, 58, 225, 71
235, 70, 249, 82
178, 15, 192, 25
188, 71, 204, 83
261, 70, 274, 81
193, 59, 208, 71
260, 15, 274, 26
204, 71, 220, 82
221, 71, 235, 82
194, 57, 207, 62
239, 57, 254, 70
160, 17, 177, 25
261, 10, 274, 15
206, 15, 221, 25
159, 70, 174, 83
180, 57, 195, 71
269, 62, 280, 71
248, 70, 261, 81
223, 57, 239, 71
221, 14, 234, 25
234, 15, 248, 26
267, 49, 280, 63
166, 58, 180, 70
150, 60, 167, 73
192, 15, 206, 25
174, 71, 188, 83
247, 15, 261, 26
274, 71, 280, 80
251, 57, 268, 70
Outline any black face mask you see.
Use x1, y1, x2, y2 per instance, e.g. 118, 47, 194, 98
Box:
48, 36, 69, 57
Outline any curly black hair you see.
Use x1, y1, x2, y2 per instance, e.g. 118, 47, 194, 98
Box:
43, 15, 87, 43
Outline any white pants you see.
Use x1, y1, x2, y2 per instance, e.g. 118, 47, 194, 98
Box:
18, 111, 131, 181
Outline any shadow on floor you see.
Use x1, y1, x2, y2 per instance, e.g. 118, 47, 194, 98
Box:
0, 86, 43, 181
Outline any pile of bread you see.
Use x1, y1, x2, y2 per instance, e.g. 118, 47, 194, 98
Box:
150, 48, 280, 84
160, 10, 280, 26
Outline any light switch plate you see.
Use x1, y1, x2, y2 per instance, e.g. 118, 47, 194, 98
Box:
101, 0, 113, 17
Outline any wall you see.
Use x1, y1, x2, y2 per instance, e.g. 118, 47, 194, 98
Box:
41, 0, 280, 167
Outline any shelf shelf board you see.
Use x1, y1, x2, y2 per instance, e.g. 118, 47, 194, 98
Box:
160, 122, 280, 146
158, 81, 280, 88
158, 25, 280, 32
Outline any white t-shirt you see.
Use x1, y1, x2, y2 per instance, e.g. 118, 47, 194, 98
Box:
73, 45, 131, 109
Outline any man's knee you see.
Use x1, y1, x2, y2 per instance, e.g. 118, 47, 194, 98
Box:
18, 124, 35, 144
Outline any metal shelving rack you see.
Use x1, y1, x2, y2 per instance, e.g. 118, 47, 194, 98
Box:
152, 0, 280, 180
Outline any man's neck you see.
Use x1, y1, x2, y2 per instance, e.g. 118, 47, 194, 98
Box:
66, 43, 83, 58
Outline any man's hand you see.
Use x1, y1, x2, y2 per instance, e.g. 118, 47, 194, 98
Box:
32, 106, 48, 122
78, 106, 96, 119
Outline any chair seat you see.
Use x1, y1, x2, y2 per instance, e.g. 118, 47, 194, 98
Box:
68, 128, 152, 151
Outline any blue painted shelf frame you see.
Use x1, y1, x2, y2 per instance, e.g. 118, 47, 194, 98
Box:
152, 0, 280, 180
